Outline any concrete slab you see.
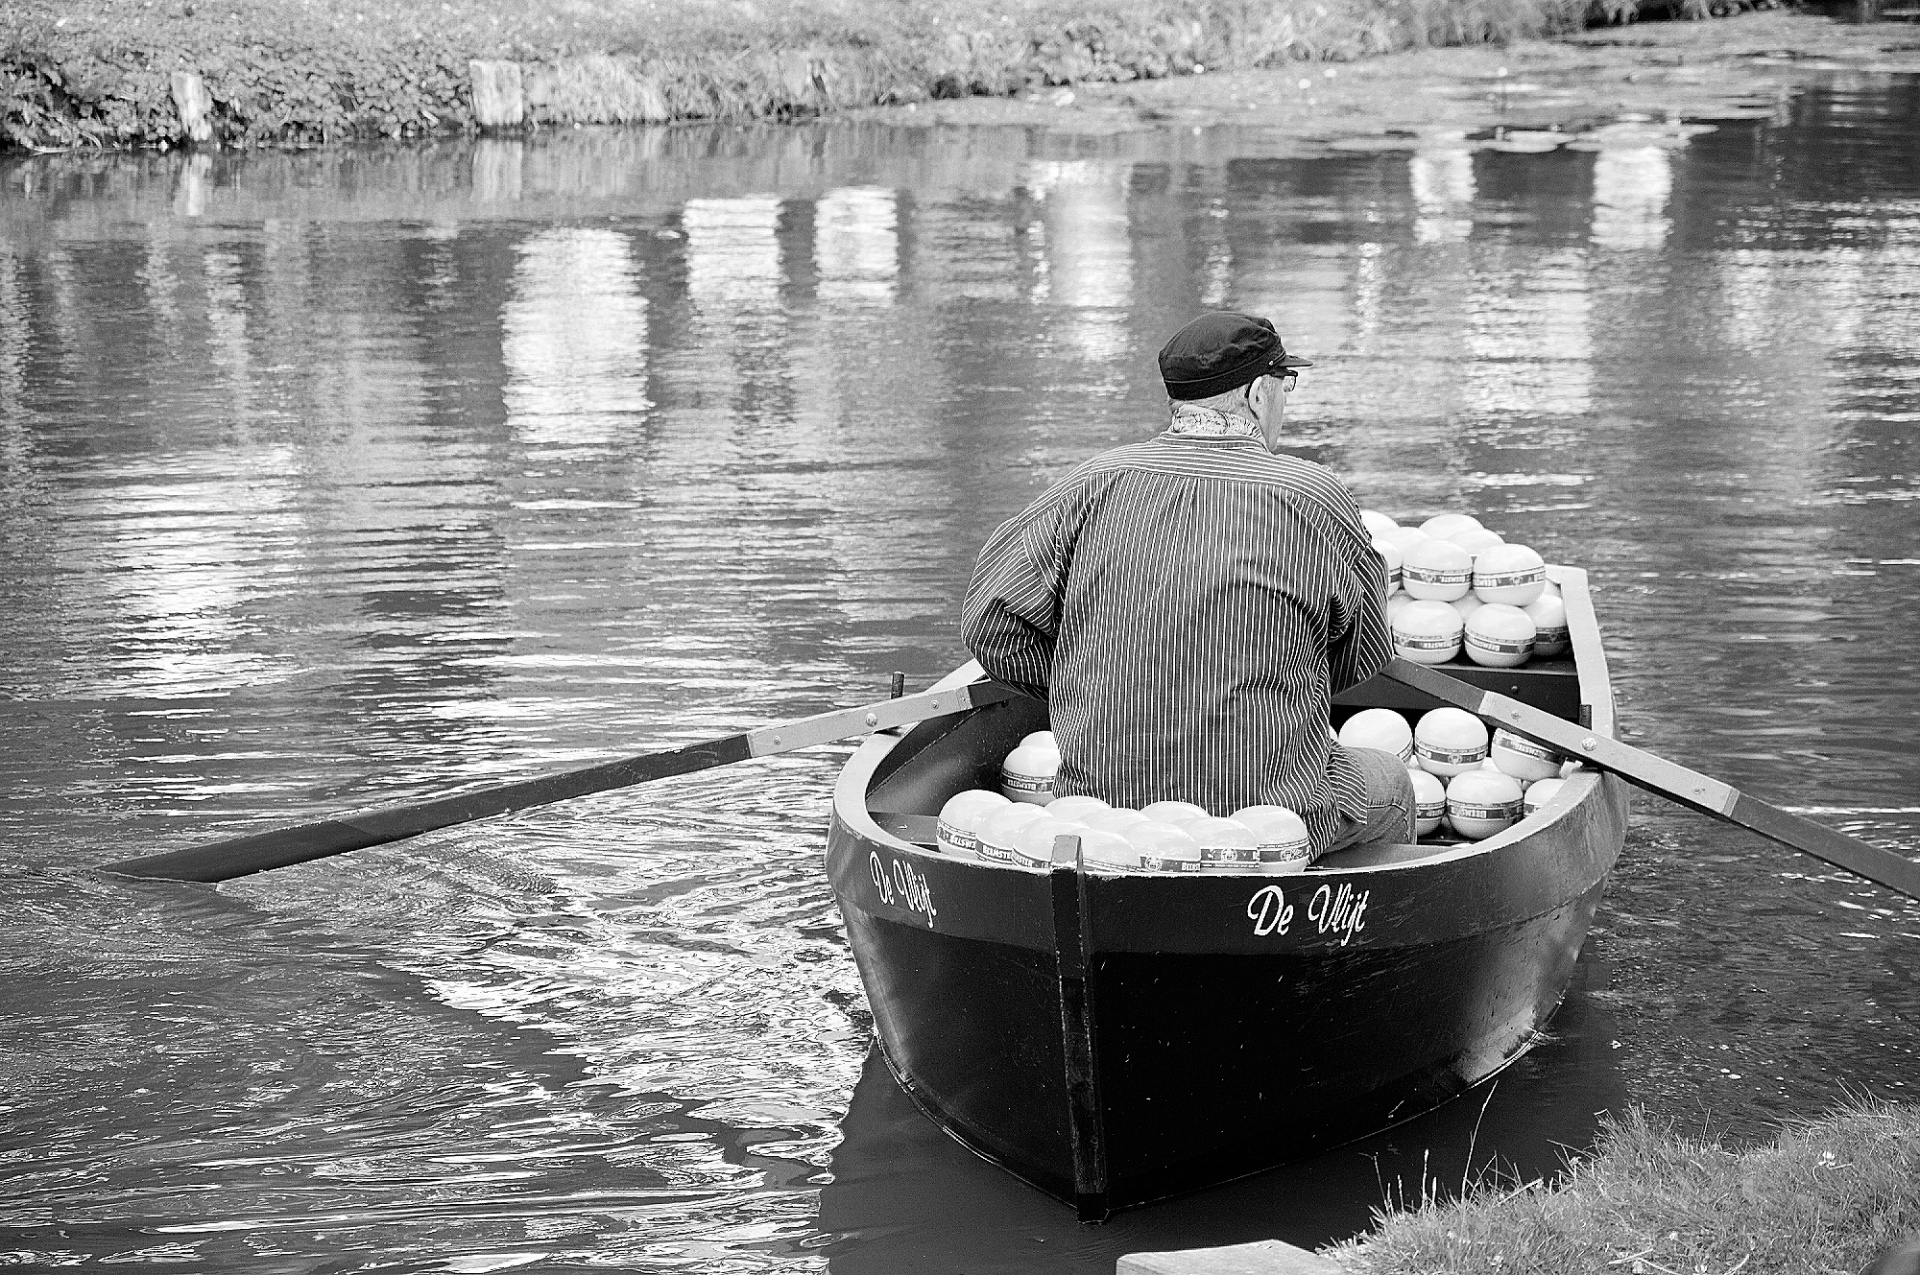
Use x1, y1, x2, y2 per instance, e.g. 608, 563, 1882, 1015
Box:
1117, 1238, 1344, 1275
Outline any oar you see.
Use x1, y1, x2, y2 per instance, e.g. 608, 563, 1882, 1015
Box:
1382, 658, 1920, 901
104, 680, 1015, 884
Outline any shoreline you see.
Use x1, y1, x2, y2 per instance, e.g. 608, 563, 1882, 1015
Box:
854, 9, 1920, 142
1127, 1100, 1920, 1275
3, 5, 1918, 154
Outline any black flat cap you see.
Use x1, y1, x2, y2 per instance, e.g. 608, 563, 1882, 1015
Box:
1158, 311, 1312, 401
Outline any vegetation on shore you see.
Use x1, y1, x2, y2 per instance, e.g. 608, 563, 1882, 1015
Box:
1328, 1100, 1920, 1275
0, 0, 1734, 151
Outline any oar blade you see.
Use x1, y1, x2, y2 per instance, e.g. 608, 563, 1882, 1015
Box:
1381, 658, 1920, 902
109, 819, 402, 884
106, 737, 755, 883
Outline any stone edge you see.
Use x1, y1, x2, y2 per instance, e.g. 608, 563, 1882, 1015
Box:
1118, 1238, 1346, 1275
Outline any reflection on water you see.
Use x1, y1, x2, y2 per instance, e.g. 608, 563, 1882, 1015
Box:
820, 960, 1628, 1270
1034, 159, 1135, 367
815, 187, 899, 308
1590, 143, 1672, 251
1412, 133, 1477, 245
504, 227, 652, 439
1, 76, 1917, 1272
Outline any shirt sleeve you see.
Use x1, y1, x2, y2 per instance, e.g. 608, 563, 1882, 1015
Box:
959, 485, 1080, 700
1323, 505, 1394, 696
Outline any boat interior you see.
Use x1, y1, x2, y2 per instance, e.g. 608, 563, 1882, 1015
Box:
859, 652, 1595, 873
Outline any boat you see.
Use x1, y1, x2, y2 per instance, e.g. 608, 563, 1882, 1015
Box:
822, 566, 1629, 1221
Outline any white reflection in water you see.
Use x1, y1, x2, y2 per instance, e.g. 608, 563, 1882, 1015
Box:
1464, 247, 1593, 417
1718, 246, 1868, 368
684, 196, 783, 312
502, 228, 651, 447
1707, 247, 1868, 500
1411, 134, 1476, 245
1853, 241, 1920, 427
1715, 237, 1874, 488
1592, 145, 1673, 252
1799, 244, 1871, 362
0, 244, 23, 431
1350, 241, 1387, 345
471, 138, 524, 203
76, 464, 299, 698
814, 186, 897, 307
203, 247, 252, 412
255, 221, 317, 383
418, 221, 462, 301
673, 196, 788, 432
139, 237, 184, 357
1200, 237, 1233, 308
39, 243, 80, 367
1029, 160, 1132, 364
173, 152, 212, 218
1718, 249, 1779, 356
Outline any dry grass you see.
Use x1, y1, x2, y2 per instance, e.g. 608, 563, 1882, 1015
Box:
0, 0, 1600, 65
1327, 1100, 1920, 1275
1, 0, 1617, 148
4, 0, 913, 64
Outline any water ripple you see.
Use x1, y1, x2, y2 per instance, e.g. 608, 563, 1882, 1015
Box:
2, 90, 1918, 1269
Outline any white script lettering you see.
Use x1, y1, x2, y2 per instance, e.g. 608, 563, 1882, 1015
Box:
1307, 882, 1370, 947
1246, 884, 1295, 937
869, 851, 936, 926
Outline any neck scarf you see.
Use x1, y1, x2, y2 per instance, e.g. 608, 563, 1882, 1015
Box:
1167, 400, 1260, 438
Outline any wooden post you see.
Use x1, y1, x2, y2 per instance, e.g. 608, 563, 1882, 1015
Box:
468, 60, 526, 128
169, 71, 213, 144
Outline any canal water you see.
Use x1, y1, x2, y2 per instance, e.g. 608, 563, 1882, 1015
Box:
1, 71, 1916, 1273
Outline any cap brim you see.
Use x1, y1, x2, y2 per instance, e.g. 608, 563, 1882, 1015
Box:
1275, 355, 1313, 368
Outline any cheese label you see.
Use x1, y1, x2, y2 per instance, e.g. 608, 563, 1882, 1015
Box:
1475, 568, 1544, 590
1418, 742, 1487, 766
1493, 730, 1557, 762
937, 822, 980, 854
1467, 632, 1533, 656
1199, 846, 1261, 865
1450, 799, 1521, 821
1258, 843, 1311, 865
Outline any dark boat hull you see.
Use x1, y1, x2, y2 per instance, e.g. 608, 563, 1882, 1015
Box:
825, 569, 1628, 1217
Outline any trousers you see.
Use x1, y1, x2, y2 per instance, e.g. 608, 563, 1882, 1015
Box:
1321, 746, 1416, 855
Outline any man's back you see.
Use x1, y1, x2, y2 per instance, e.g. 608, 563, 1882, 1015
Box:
961, 429, 1391, 848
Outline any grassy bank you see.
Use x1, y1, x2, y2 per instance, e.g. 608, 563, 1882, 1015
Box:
1327, 1100, 1920, 1275
0, 0, 1717, 151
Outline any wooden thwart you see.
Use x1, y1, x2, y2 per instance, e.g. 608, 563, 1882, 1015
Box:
1049, 834, 1110, 1223
1382, 658, 1920, 901
105, 681, 1014, 884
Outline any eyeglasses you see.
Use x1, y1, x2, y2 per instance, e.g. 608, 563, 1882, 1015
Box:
1269, 370, 1299, 392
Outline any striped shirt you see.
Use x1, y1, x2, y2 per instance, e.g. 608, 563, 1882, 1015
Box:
960, 430, 1392, 853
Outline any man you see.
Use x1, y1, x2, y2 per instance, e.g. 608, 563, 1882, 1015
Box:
959, 311, 1412, 859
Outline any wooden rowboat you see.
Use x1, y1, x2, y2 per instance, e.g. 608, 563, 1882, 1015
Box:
823, 567, 1629, 1220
